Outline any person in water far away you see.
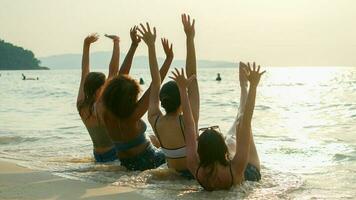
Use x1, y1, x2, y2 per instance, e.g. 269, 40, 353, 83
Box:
216, 73, 222, 81
171, 62, 264, 191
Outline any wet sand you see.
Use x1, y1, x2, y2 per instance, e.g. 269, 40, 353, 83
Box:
0, 160, 149, 200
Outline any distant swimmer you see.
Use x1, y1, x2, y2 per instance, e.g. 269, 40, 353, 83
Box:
139, 78, 145, 85
22, 73, 38, 80
216, 73, 222, 81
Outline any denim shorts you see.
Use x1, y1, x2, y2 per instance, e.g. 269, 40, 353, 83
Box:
93, 147, 118, 163
178, 169, 195, 180
244, 163, 261, 181
120, 144, 166, 171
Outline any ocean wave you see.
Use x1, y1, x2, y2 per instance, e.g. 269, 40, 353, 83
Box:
0, 135, 38, 145
333, 150, 356, 162
57, 125, 80, 130
267, 83, 305, 87
256, 105, 271, 110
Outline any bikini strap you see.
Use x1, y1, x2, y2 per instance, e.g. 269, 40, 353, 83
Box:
94, 103, 103, 126
153, 115, 160, 134
153, 115, 165, 148
229, 162, 234, 187
195, 165, 212, 191
178, 115, 186, 142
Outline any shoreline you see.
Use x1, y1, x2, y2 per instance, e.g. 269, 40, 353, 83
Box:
0, 159, 148, 200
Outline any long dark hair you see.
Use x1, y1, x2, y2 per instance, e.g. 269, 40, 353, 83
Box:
159, 81, 181, 114
198, 129, 230, 174
102, 74, 140, 119
77, 72, 106, 119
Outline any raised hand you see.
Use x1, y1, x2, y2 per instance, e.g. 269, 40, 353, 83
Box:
245, 62, 265, 87
130, 26, 141, 46
84, 33, 99, 45
170, 68, 196, 89
181, 14, 195, 38
104, 34, 120, 42
161, 38, 173, 58
137, 22, 156, 47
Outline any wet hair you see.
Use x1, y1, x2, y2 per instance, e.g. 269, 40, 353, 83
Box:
102, 75, 140, 119
159, 81, 181, 113
198, 129, 230, 168
77, 72, 106, 119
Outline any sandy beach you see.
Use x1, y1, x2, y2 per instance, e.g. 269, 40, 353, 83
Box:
0, 160, 148, 200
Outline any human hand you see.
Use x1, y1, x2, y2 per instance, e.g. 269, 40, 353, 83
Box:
104, 34, 120, 42
181, 14, 195, 38
244, 62, 265, 87
84, 33, 99, 45
137, 22, 156, 47
130, 26, 141, 46
161, 38, 173, 58
169, 68, 196, 89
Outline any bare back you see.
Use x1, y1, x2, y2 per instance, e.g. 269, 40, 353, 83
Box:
153, 114, 187, 171
196, 164, 234, 191
96, 101, 149, 158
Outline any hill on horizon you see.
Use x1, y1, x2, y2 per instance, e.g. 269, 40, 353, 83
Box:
39, 51, 236, 69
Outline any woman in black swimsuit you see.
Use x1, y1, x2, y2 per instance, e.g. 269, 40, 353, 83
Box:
170, 62, 264, 190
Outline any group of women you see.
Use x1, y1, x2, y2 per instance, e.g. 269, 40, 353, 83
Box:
77, 14, 264, 191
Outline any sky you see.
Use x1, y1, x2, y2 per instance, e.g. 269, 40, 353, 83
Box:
1, 0, 356, 66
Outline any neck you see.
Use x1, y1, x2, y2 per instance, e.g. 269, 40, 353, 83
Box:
165, 110, 181, 117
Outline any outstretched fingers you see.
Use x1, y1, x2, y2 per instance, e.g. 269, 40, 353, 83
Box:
139, 23, 147, 33
146, 22, 151, 33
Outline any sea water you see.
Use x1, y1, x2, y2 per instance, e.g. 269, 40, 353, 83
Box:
0, 67, 355, 199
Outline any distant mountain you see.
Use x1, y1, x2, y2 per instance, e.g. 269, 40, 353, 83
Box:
39, 51, 235, 69
0, 39, 48, 70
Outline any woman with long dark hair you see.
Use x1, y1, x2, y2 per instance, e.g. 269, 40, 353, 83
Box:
96, 23, 173, 171
77, 27, 141, 162
171, 63, 264, 190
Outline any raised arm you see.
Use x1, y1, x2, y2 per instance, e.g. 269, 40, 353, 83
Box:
77, 33, 99, 109
119, 26, 141, 75
105, 34, 120, 79
232, 63, 265, 182
137, 23, 161, 123
227, 62, 249, 136
130, 25, 173, 121
148, 38, 173, 124
182, 14, 200, 126
170, 68, 199, 176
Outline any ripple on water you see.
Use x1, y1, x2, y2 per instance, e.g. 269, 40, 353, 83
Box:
113, 167, 304, 200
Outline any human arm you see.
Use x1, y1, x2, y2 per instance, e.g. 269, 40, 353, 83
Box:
77, 33, 99, 109
226, 62, 249, 154
232, 63, 265, 182
170, 68, 199, 176
105, 34, 120, 79
147, 38, 173, 124
137, 23, 162, 124
130, 24, 173, 120
119, 26, 141, 75
182, 14, 200, 127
